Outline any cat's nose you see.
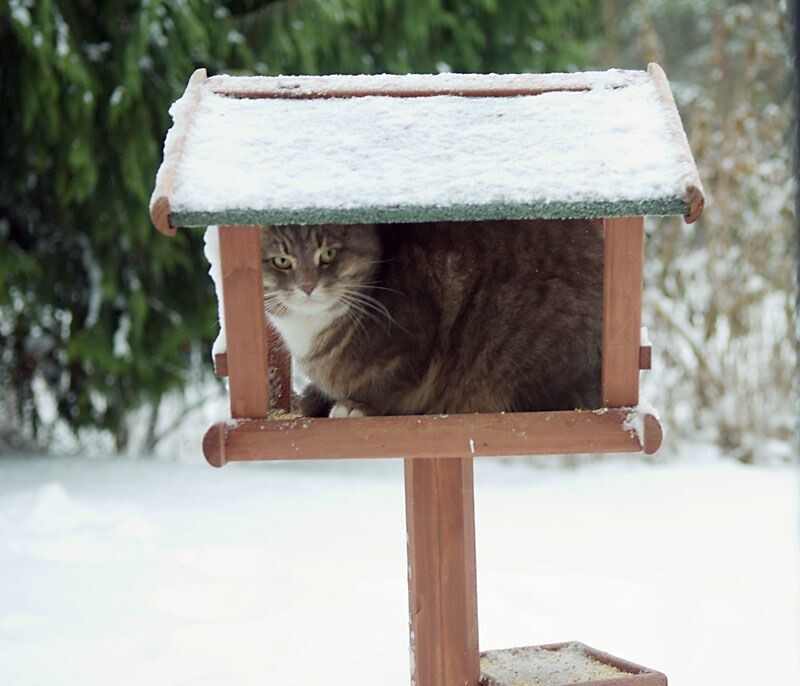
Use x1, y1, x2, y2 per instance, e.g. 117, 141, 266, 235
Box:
300, 283, 316, 295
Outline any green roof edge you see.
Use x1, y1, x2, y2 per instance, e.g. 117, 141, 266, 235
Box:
171, 197, 689, 228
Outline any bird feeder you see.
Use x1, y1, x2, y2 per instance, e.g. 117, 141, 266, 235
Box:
150, 63, 702, 686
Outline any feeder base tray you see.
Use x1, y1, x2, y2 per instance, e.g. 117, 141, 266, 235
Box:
479, 641, 667, 686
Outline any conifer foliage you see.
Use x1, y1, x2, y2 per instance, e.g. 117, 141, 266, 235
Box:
0, 1, 594, 450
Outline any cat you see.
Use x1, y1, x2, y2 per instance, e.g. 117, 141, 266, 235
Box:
260, 220, 603, 418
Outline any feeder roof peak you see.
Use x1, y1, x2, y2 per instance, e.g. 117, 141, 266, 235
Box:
150, 64, 703, 235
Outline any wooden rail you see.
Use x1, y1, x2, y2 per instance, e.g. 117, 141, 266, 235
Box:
202, 409, 662, 467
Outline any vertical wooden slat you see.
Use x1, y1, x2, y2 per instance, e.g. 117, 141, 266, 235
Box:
219, 226, 270, 418
405, 457, 479, 686
601, 216, 644, 407
267, 324, 292, 412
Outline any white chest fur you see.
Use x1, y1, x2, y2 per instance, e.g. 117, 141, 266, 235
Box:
268, 308, 342, 360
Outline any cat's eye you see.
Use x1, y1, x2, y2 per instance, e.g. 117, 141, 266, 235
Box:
320, 248, 339, 265
272, 256, 292, 270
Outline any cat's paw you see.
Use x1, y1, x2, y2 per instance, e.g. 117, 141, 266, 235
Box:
329, 401, 369, 418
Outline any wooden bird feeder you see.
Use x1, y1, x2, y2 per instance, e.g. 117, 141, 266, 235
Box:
150, 63, 702, 686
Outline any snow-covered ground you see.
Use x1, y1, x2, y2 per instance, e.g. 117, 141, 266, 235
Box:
0, 451, 797, 685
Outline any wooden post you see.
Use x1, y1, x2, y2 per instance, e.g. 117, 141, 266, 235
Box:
267, 325, 292, 412
405, 457, 479, 686
219, 226, 270, 418
601, 217, 644, 408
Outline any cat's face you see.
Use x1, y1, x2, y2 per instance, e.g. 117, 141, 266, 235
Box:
261, 225, 381, 315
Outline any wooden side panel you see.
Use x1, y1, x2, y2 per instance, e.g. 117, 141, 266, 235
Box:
219, 226, 270, 418
601, 217, 644, 408
405, 457, 479, 686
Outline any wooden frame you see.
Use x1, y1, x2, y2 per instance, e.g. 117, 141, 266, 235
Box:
150, 63, 703, 686
204, 214, 658, 465
198, 218, 659, 686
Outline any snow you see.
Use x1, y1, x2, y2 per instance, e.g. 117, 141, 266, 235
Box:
202, 226, 226, 357
206, 69, 645, 97
167, 69, 689, 220
0, 452, 797, 686
622, 400, 660, 448
112, 313, 131, 359
9, 0, 32, 28
481, 643, 627, 685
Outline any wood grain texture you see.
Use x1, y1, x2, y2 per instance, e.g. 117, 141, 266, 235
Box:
647, 62, 705, 224
406, 457, 479, 686
267, 324, 292, 412
213, 353, 228, 378
149, 68, 208, 236
601, 217, 644, 408
211, 84, 593, 99
201, 409, 662, 466
205, 72, 637, 99
642, 414, 663, 456
218, 226, 270, 418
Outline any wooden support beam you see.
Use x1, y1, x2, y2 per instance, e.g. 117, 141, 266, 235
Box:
218, 226, 270, 418
267, 325, 292, 412
201, 409, 663, 467
406, 457, 479, 686
213, 352, 228, 378
601, 217, 644, 408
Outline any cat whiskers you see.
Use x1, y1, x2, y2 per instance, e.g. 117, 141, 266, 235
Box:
336, 288, 407, 334
337, 293, 391, 331
361, 282, 406, 297
263, 293, 287, 314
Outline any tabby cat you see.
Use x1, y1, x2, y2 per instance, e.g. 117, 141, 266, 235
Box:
261, 220, 603, 418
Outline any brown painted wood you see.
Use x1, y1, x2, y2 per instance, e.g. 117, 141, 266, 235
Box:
201, 409, 663, 466
601, 217, 644, 408
647, 62, 705, 224
267, 324, 292, 412
149, 196, 174, 237
214, 353, 228, 378
202, 422, 226, 469
639, 345, 652, 370
212, 85, 593, 99
218, 226, 270, 418
406, 457, 479, 686
149, 68, 208, 236
642, 414, 663, 456
205, 72, 636, 100
212, 287, 290, 410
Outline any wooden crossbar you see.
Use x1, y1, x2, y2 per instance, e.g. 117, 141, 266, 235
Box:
202, 409, 662, 467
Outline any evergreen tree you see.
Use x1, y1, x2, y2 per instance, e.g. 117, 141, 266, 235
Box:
0, 0, 596, 451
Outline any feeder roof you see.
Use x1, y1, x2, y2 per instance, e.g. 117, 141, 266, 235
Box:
150, 64, 704, 235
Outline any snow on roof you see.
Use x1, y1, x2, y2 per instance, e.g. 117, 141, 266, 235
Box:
150, 65, 703, 234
